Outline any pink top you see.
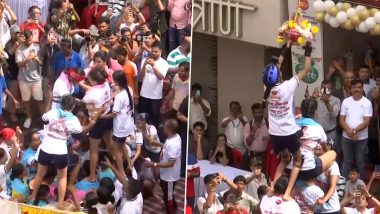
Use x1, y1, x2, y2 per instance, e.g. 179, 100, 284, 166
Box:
167, 0, 191, 29
109, 59, 123, 72
85, 65, 114, 84
243, 120, 270, 153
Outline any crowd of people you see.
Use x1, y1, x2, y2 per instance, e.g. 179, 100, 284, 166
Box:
187, 40, 380, 214
0, 0, 191, 213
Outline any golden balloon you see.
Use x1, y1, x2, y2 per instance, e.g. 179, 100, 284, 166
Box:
342, 3, 352, 11
373, 24, 380, 35
342, 19, 354, 30
350, 15, 361, 25
371, 8, 379, 16
359, 9, 370, 20
328, 6, 339, 16
315, 12, 325, 23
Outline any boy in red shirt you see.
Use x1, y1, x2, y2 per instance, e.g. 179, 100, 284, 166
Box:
216, 192, 249, 214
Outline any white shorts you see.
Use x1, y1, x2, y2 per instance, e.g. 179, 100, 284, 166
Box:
19, 80, 43, 102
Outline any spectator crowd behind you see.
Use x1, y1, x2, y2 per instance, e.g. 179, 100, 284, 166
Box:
0, 0, 191, 213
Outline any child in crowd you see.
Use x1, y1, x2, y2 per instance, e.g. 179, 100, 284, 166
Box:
293, 179, 324, 214
75, 160, 100, 192
34, 184, 50, 207
10, 163, 29, 203
0, 134, 20, 200
340, 166, 366, 208
83, 191, 98, 214
245, 158, 269, 202
263, 41, 312, 200
21, 129, 41, 180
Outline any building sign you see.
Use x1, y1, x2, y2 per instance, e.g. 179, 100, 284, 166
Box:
193, 0, 257, 38
344, 0, 380, 8
289, 0, 324, 106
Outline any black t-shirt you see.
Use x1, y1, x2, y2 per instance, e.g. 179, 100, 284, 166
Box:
4, 40, 18, 80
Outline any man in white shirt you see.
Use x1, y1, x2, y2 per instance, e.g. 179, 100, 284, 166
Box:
343, 186, 380, 214
139, 41, 169, 127
197, 173, 235, 214
161, 61, 190, 117
145, 119, 181, 214
221, 101, 247, 168
189, 83, 211, 132
339, 79, 372, 179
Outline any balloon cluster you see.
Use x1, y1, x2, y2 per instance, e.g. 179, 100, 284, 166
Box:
278, 9, 319, 46
314, 0, 380, 35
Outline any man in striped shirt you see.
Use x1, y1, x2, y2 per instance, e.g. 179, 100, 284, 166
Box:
167, 33, 191, 75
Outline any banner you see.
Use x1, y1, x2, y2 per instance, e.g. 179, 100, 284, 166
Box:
288, 0, 324, 106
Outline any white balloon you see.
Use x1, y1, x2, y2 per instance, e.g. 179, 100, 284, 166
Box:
336, 11, 348, 23
330, 17, 340, 28
375, 11, 380, 23
347, 8, 356, 18
365, 17, 376, 29
336, 2, 343, 10
324, 0, 335, 11
359, 22, 369, 32
356, 25, 362, 32
325, 13, 331, 23
356, 5, 366, 13
313, 0, 325, 12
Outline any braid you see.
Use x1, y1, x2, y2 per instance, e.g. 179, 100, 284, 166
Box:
125, 86, 134, 112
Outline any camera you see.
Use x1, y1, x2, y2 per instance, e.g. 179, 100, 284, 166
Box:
135, 34, 144, 43
147, 51, 155, 59
120, 36, 129, 43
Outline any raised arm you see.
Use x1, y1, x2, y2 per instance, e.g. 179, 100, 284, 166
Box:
295, 42, 312, 80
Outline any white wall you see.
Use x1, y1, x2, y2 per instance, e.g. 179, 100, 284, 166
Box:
193, 0, 288, 48
217, 38, 265, 130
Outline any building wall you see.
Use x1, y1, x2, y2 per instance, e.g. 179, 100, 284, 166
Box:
191, 33, 265, 135
217, 38, 265, 130
193, 0, 288, 48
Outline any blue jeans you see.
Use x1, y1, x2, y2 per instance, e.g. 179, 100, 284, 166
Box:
168, 26, 186, 53
341, 137, 368, 180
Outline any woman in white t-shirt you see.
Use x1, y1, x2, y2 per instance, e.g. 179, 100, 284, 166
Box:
31, 95, 98, 210
51, 67, 85, 110
99, 70, 134, 175
285, 99, 336, 180
314, 139, 341, 214
79, 65, 113, 182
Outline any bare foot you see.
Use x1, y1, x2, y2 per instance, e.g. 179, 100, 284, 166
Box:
282, 194, 294, 201
56, 202, 68, 210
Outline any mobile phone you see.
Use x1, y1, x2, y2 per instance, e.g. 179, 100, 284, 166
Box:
29, 49, 36, 54
195, 90, 200, 97
375, 165, 380, 172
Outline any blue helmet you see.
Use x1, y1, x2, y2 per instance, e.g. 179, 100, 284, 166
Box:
262, 63, 280, 87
